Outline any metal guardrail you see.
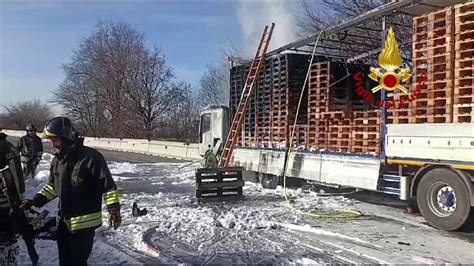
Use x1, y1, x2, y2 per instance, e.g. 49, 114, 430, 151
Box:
2, 130, 201, 161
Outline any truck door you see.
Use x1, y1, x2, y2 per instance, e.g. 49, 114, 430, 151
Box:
198, 113, 212, 156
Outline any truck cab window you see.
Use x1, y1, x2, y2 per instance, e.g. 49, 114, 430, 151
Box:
199, 113, 211, 143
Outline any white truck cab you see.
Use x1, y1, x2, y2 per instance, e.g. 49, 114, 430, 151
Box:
198, 105, 230, 167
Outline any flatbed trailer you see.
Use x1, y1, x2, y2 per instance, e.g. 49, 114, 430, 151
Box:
232, 123, 474, 231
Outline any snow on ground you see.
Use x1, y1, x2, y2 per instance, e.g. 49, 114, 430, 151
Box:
104, 160, 474, 264
103, 162, 374, 264
17, 152, 474, 264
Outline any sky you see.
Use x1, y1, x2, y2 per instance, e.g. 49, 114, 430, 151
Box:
0, 0, 303, 115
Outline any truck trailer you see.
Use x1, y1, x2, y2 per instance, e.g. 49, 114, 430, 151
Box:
198, 0, 474, 231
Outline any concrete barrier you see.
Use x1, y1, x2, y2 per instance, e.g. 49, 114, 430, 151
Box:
2, 129, 201, 161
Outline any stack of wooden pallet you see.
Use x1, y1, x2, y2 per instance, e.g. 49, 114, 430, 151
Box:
229, 63, 248, 146
289, 124, 307, 148
229, 54, 310, 149
307, 62, 331, 150
324, 111, 353, 152
389, 2, 473, 124
306, 61, 381, 154
255, 58, 273, 147
454, 2, 474, 123
352, 110, 381, 153
270, 55, 289, 148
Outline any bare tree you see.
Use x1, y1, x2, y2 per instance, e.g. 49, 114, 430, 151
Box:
53, 21, 145, 137
196, 41, 241, 108
161, 83, 200, 142
296, 0, 412, 61
1, 99, 53, 130
125, 47, 181, 138
53, 75, 109, 136
296, 0, 339, 33
53, 21, 187, 139
197, 63, 229, 107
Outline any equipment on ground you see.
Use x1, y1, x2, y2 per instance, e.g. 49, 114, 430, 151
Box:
1, 166, 57, 265
132, 202, 148, 218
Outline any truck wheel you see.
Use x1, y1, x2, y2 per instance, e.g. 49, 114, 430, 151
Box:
416, 168, 472, 231
260, 174, 278, 189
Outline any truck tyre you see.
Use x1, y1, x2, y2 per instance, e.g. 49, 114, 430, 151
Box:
204, 151, 217, 168
416, 168, 472, 231
260, 173, 278, 189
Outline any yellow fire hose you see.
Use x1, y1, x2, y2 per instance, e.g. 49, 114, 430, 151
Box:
283, 29, 362, 219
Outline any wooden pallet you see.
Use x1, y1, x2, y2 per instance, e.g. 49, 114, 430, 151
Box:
195, 167, 245, 203
410, 6, 455, 125
409, 114, 453, 123
453, 103, 474, 123
453, 2, 474, 125
353, 131, 380, 140
351, 146, 379, 154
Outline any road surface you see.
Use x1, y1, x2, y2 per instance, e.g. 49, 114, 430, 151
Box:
7, 136, 474, 264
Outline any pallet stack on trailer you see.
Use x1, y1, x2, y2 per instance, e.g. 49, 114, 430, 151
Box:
229, 63, 248, 146
255, 58, 273, 146
229, 2, 471, 154
230, 54, 310, 149
389, 2, 473, 124
244, 78, 257, 147
307, 61, 330, 150
306, 61, 381, 154
351, 110, 381, 153
230, 56, 382, 154
270, 55, 289, 148
454, 2, 474, 123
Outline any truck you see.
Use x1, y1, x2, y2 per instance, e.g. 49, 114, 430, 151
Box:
198, 0, 474, 231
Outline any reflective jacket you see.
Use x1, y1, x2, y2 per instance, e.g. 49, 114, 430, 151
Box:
33, 138, 119, 232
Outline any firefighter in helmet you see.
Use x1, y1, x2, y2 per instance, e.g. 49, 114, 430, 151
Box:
22, 117, 121, 265
17, 124, 43, 179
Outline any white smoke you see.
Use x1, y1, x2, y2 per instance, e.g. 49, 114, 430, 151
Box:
236, 0, 298, 57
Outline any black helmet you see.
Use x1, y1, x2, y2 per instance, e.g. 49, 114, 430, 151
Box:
43, 117, 78, 140
26, 124, 36, 131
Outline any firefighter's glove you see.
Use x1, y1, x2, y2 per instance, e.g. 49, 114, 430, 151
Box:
109, 211, 121, 230
20, 199, 34, 210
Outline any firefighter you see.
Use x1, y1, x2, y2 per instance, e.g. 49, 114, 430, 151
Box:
17, 124, 43, 179
21, 117, 121, 265
0, 131, 25, 264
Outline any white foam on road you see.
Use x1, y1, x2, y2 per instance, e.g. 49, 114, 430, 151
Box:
109, 162, 139, 175
19, 153, 474, 264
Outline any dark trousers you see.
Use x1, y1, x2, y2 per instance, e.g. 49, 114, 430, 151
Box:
0, 209, 14, 239
57, 220, 95, 265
